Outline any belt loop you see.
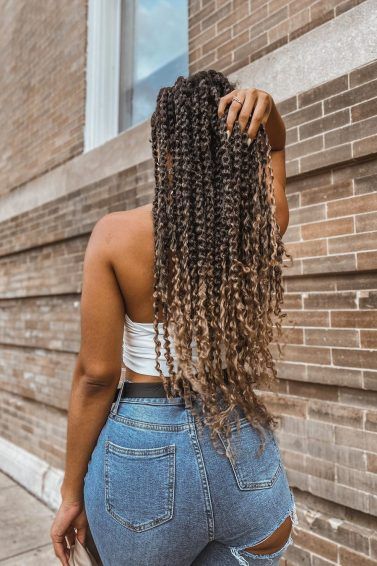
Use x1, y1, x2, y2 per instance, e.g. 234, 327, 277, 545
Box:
112, 378, 126, 416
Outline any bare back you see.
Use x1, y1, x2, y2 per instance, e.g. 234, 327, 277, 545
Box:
105, 203, 164, 383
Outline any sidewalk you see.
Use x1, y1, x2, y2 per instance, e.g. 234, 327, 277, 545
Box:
0, 471, 59, 565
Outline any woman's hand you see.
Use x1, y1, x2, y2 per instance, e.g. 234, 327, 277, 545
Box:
218, 87, 274, 140
50, 499, 88, 566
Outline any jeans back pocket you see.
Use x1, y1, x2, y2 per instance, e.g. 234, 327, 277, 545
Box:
104, 441, 176, 532
217, 418, 282, 490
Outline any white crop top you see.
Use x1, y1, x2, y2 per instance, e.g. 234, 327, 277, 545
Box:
122, 313, 227, 376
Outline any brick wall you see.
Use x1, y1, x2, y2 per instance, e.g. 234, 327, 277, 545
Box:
269, 59, 377, 564
0, 0, 87, 197
0, 166, 154, 459
0, 1, 376, 565
189, 0, 368, 74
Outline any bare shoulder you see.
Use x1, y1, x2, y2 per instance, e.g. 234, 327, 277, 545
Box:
89, 204, 153, 257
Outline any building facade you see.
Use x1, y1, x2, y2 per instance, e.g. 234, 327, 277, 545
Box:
0, 0, 376, 564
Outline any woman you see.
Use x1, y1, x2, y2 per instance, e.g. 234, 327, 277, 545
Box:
51, 70, 297, 566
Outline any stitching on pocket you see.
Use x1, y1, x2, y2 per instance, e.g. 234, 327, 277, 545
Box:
104, 440, 176, 532
217, 425, 282, 491
109, 412, 188, 432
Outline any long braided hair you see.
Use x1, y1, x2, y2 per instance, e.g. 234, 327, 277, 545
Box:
150, 69, 287, 457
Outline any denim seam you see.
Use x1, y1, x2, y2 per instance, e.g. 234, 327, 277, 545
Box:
108, 411, 189, 432
104, 440, 176, 532
187, 417, 215, 542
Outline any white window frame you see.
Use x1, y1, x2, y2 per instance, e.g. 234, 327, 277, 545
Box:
84, 0, 121, 152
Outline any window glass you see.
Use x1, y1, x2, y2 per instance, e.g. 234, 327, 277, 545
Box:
120, 0, 189, 131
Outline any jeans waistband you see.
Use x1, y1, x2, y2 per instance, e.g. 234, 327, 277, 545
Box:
121, 380, 172, 398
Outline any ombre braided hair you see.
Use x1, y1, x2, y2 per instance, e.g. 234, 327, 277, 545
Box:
150, 69, 287, 457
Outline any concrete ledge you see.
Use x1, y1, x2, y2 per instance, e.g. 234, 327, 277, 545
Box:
0, 436, 63, 510
233, 0, 376, 102
0, 118, 151, 224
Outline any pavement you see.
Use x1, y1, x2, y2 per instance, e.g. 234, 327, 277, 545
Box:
0, 471, 59, 565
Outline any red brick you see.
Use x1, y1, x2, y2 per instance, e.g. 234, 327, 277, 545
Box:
233, 4, 268, 36
286, 134, 324, 161
202, 28, 231, 55
298, 75, 348, 108
294, 528, 338, 561
0, 2, 87, 196
305, 328, 359, 348
189, 1, 216, 27
354, 173, 377, 195
301, 217, 354, 240
301, 179, 353, 206
339, 547, 377, 566
327, 193, 377, 218
328, 232, 377, 254
286, 239, 327, 258
300, 109, 350, 140
355, 211, 377, 232
284, 101, 322, 129
289, 203, 326, 226
331, 311, 377, 329
304, 292, 356, 310
284, 310, 330, 327
357, 251, 377, 271
277, 95, 297, 116
325, 116, 377, 149
366, 411, 377, 432
324, 79, 377, 114
307, 365, 363, 388
234, 32, 268, 61
352, 97, 377, 122
353, 134, 377, 158
302, 253, 356, 275
217, 30, 249, 58
350, 60, 377, 87
300, 143, 352, 174
201, 1, 232, 30
289, 381, 338, 401
308, 399, 363, 426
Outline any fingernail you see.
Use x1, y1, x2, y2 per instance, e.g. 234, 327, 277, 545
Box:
247, 138, 252, 146
226, 129, 231, 139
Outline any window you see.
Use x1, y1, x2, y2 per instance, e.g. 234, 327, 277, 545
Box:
85, 0, 188, 151
120, 0, 189, 131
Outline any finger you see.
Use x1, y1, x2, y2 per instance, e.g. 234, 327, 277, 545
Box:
66, 525, 76, 548
226, 92, 246, 135
237, 90, 258, 133
247, 96, 269, 140
52, 538, 70, 566
217, 90, 237, 117
76, 524, 88, 546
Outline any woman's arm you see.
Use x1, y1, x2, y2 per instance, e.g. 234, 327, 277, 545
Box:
51, 214, 126, 564
265, 98, 289, 234
62, 214, 125, 501
269, 148, 289, 235
218, 88, 289, 235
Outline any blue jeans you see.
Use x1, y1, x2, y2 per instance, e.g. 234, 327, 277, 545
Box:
84, 381, 298, 565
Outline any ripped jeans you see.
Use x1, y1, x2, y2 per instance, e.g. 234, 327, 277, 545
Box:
84, 380, 298, 565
